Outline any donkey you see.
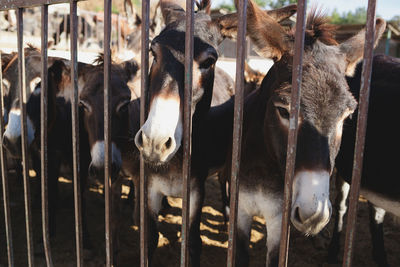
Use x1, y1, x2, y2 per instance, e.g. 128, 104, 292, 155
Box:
132, 0, 297, 265
2, 57, 98, 253
216, 1, 386, 266
328, 54, 400, 267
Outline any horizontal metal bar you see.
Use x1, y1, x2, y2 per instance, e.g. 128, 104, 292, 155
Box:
342, 0, 377, 266
0, 0, 81, 11
278, 0, 307, 266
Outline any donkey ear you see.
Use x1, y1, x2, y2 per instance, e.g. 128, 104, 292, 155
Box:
196, 0, 211, 15
160, 0, 185, 25
340, 18, 386, 76
245, 0, 289, 61
48, 59, 70, 96
215, 12, 240, 40
266, 4, 297, 23
125, 0, 141, 28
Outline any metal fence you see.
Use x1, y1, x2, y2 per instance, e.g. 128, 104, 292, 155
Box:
0, 0, 379, 266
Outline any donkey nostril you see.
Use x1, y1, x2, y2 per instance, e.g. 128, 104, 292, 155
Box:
135, 130, 144, 149
294, 207, 302, 223
165, 137, 172, 150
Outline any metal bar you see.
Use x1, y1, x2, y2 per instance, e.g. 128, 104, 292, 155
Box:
103, 0, 113, 266
385, 28, 391, 55
342, 1, 377, 266
278, 0, 307, 266
180, 0, 194, 266
41, 4, 54, 267
226, 0, 247, 266
64, 13, 68, 48
17, 7, 35, 267
116, 15, 121, 52
0, 0, 71, 10
70, 1, 83, 266
0, 51, 15, 267
140, 0, 150, 266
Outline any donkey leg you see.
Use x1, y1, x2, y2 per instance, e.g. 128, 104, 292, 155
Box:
188, 181, 205, 267
265, 214, 282, 267
132, 176, 140, 226
111, 177, 124, 265
235, 209, 252, 267
47, 158, 60, 238
328, 176, 350, 263
147, 186, 163, 266
368, 202, 389, 267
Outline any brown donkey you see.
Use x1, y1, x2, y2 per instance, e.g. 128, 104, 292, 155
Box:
217, 1, 386, 266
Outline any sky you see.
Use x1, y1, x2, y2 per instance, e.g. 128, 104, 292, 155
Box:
211, 0, 400, 20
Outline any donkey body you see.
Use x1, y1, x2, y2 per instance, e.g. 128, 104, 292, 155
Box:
328, 54, 400, 267
216, 1, 385, 266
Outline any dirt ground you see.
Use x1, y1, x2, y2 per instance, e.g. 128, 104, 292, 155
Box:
1, 171, 399, 267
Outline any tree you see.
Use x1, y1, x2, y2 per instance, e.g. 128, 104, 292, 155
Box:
264, 0, 297, 9
215, 0, 293, 11
391, 15, 400, 28
329, 7, 367, 25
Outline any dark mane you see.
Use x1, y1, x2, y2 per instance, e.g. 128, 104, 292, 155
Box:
290, 9, 338, 47
25, 43, 40, 55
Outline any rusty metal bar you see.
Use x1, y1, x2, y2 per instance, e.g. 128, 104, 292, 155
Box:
140, 0, 150, 266
64, 13, 68, 48
342, 1, 377, 266
0, 51, 15, 267
278, 0, 307, 266
103, 0, 113, 266
180, 0, 194, 266
116, 15, 121, 52
0, 0, 70, 10
70, 1, 83, 266
17, 7, 35, 267
41, 4, 54, 267
226, 1, 247, 266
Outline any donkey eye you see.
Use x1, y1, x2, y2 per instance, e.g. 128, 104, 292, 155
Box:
79, 100, 91, 112
199, 57, 216, 69
116, 100, 130, 114
276, 106, 290, 120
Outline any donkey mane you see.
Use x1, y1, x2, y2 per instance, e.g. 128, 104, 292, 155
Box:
290, 9, 338, 47
2, 44, 41, 73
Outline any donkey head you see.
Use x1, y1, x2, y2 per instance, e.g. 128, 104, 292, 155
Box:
244, 1, 385, 235
3, 58, 67, 158
2, 46, 45, 157
134, 0, 257, 166
80, 57, 137, 181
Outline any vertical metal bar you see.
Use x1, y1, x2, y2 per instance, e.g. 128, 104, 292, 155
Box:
70, 1, 83, 266
41, 4, 54, 267
226, 1, 247, 266
104, 0, 113, 266
0, 51, 15, 267
140, 0, 150, 266
116, 15, 121, 52
17, 7, 35, 267
180, 0, 194, 266
385, 28, 391, 55
64, 13, 68, 48
342, 1, 377, 266
278, 0, 307, 266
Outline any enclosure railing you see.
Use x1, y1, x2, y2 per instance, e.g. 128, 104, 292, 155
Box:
0, 0, 379, 266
